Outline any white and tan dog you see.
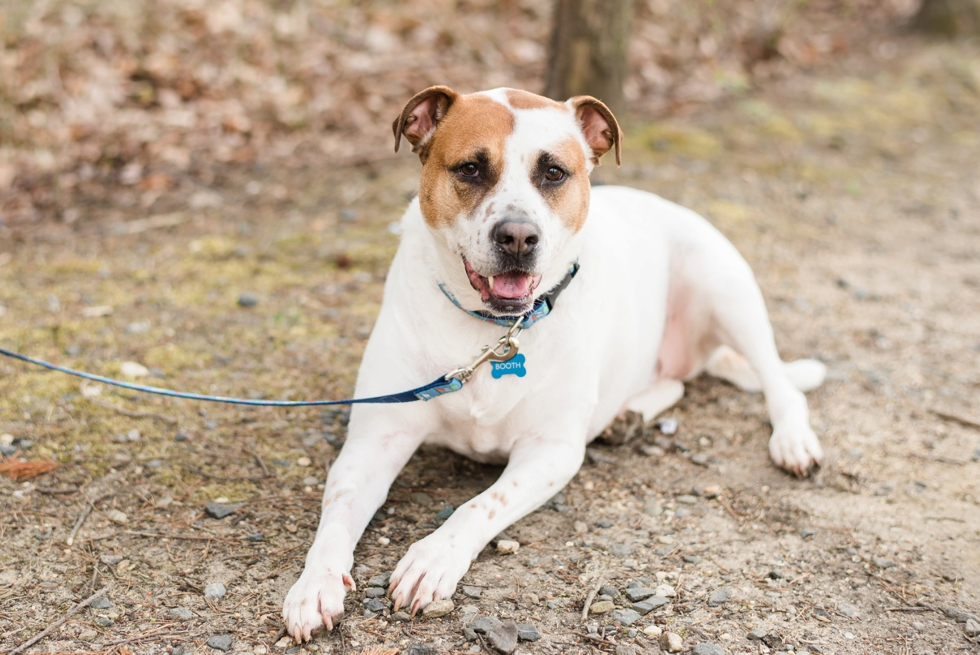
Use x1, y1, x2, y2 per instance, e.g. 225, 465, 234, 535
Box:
282, 86, 826, 640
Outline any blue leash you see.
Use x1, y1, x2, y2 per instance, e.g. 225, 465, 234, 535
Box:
0, 346, 462, 406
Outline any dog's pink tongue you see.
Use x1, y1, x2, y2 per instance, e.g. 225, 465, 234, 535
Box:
492, 272, 532, 299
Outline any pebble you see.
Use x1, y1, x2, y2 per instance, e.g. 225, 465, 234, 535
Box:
658, 418, 678, 434
174, 431, 188, 442
0, 444, 15, 456
246, 533, 264, 542
589, 600, 615, 615
654, 583, 676, 598
516, 623, 540, 641
496, 539, 520, 555
643, 500, 663, 516
965, 619, 980, 637
169, 607, 194, 620
207, 635, 233, 651
799, 528, 816, 539
768, 569, 785, 580
609, 543, 631, 556
872, 557, 896, 569
120, 361, 150, 378
625, 587, 657, 602
101, 554, 123, 565
615, 647, 636, 655
203, 582, 226, 600
391, 611, 411, 622
462, 585, 483, 599
90, 597, 111, 610
838, 602, 858, 617
748, 628, 767, 640
643, 624, 663, 636
421, 599, 454, 618
641, 445, 665, 457
599, 585, 619, 598
410, 492, 433, 505
406, 646, 436, 655
204, 502, 237, 519
488, 620, 519, 655
105, 509, 128, 524
692, 644, 725, 655
633, 596, 670, 614
662, 632, 684, 652
79, 630, 98, 641
596, 519, 614, 528
296, 456, 312, 467
237, 294, 259, 308
471, 617, 502, 634
708, 588, 732, 606
302, 476, 319, 486
95, 616, 114, 627
435, 504, 455, 520
368, 572, 391, 588
683, 554, 701, 564
946, 607, 980, 623
613, 608, 641, 625
574, 520, 589, 533
911, 621, 925, 631
363, 598, 387, 613
365, 587, 386, 598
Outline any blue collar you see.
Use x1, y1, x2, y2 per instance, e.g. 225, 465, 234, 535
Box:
439, 262, 579, 328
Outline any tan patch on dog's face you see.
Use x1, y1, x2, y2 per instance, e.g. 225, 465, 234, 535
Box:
417, 94, 515, 228
505, 89, 565, 111
533, 135, 591, 233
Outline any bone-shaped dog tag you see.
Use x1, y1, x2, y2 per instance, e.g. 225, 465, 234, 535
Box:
491, 354, 526, 379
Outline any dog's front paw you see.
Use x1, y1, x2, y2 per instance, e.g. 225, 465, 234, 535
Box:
388, 536, 470, 616
769, 423, 823, 477
282, 568, 355, 642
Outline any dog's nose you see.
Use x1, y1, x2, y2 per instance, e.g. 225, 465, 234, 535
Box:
491, 220, 540, 257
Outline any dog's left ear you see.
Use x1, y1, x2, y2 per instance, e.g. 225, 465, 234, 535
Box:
569, 96, 622, 166
393, 86, 460, 156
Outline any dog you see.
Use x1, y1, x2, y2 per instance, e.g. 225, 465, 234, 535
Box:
282, 86, 826, 641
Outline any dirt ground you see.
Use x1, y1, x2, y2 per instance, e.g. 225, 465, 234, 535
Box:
2, 34, 979, 655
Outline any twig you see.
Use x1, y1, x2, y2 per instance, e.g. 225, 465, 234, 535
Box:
123, 530, 226, 541
717, 496, 743, 521
66, 504, 93, 546
249, 445, 272, 478
570, 631, 618, 646
34, 485, 79, 495
269, 626, 287, 647
884, 606, 934, 612
10, 587, 110, 654
88, 397, 178, 425
187, 465, 270, 481
581, 577, 604, 622
929, 407, 980, 431
908, 452, 969, 466
709, 556, 731, 574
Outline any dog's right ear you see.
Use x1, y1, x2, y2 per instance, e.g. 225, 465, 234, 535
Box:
392, 86, 459, 156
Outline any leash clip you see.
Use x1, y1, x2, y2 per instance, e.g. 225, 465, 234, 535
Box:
446, 317, 524, 384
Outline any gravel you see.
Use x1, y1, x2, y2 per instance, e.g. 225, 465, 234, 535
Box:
204, 502, 237, 519
965, 619, 980, 637
708, 588, 732, 606
488, 620, 519, 654
421, 599, 454, 618
90, 597, 111, 610
203, 582, 226, 600
692, 644, 726, 655
168, 607, 194, 620
613, 608, 641, 625
363, 598, 387, 613
463, 585, 483, 599
368, 572, 391, 588
237, 293, 258, 307
207, 635, 232, 651
624, 586, 657, 602
662, 632, 684, 652
364, 587, 385, 598
633, 596, 670, 614
496, 539, 520, 555
589, 600, 615, 614
516, 623, 540, 641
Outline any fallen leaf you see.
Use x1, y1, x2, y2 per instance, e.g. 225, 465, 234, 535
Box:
0, 460, 59, 481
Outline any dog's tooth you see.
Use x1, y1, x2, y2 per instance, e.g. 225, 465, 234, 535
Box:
488, 276, 494, 288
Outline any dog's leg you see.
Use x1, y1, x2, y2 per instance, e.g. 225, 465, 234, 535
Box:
710, 281, 824, 476
387, 431, 585, 615
282, 414, 425, 642
624, 378, 684, 422
706, 345, 826, 393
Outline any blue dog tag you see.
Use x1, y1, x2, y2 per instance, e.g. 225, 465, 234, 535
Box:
491, 354, 526, 379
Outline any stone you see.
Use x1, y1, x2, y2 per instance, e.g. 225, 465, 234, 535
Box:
596, 520, 614, 528
203, 582, 226, 600
643, 624, 663, 636
747, 629, 767, 640
633, 596, 670, 614
410, 492, 433, 505
613, 608, 641, 625
237, 294, 259, 308
692, 644, 725, 655
471, 617, 502, 634
654, 584, 676, 598
965, 619, 980, 637
662, 632, 684, 652
204, 502, 237, 519
589, 600, 615, 614
363, 598, 386, 612
169, 607, 194, 620
208, 635, 232, 651
599, 585, 619, 598
95, 616, 114, 627
609, 542, 631, 556
422, 599, 454, 618
873, 557, 896, 569
708, 588, 731, 606
0, 445, 15, 456
676, 494, 698, 505
838, 602, 858, 617
516, 623, 540, 641
946, 607, 980, 623
643, 500, 663, 516
488, 620, 519, 654
799, 528, 816, 539
658, 418, 678, 434
105, 509, 128, 524
435, 504, 455, 520
462, 585, 483, 599
391, 611, 411, 622
90, 597, 111, 610
406, 646, 436, 655
615, 647, 636, 655
768, 569, 785, 580
496, 539, 520, 555
625, 586, 656, 602
683, 554, 701, 564
368, 572, 391, 588
364, 587, 385, 598
79, 629, 98, 641
246, 533, 264, 542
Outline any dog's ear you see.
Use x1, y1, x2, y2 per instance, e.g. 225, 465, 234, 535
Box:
392, 86, 460, 156
569, 96, 622, 166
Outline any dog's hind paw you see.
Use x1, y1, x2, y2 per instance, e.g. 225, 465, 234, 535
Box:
769, 424, 823, 477
282, 568, 354, 642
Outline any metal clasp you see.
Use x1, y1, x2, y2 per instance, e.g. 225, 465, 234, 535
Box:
446, 317, 524, 384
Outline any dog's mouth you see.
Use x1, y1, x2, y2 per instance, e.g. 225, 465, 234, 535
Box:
463, 258, 542, 314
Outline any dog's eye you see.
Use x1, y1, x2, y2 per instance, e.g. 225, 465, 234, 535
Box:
545, 166, 565, 182
458, 163, 479, 178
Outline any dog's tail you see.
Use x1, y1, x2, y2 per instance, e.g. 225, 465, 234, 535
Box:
705, 346, 826, 393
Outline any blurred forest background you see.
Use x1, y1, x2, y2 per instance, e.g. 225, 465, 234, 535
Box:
0, 0, 944, 228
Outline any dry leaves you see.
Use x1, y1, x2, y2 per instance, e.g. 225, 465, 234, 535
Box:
0, 459, 60, 481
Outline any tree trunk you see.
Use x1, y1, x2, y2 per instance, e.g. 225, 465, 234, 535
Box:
913, 0, 980, 36
544, 0, 633, 117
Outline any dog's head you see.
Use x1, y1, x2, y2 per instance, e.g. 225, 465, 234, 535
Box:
393, 87, 621, 315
